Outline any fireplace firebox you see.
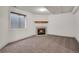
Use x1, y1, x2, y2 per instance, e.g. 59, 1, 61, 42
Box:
37, 28, 46, 35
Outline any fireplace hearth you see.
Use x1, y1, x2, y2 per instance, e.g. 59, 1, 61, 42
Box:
37, 28, 46, 35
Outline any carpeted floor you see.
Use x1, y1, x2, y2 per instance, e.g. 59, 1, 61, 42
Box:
0, 35, 79, 53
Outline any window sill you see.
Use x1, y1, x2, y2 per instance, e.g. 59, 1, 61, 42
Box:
9, 28, 27, 30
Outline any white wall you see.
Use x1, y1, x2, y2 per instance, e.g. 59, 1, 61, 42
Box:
0, 7, 36, 49
0, 7, 9, 49
32, 15, 49, 21
47, 13, 75, 37
75, 10, 79, 42
9, 7, 36, 42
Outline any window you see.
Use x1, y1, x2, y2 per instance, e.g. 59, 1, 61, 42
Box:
10, 12, 25, 28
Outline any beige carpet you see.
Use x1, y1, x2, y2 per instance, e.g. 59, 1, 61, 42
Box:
0, 35, 79, 53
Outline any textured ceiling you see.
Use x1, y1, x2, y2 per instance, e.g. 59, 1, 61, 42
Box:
16, 6, 75, 15
17, 6, 50, 15
45, 6, 74, 14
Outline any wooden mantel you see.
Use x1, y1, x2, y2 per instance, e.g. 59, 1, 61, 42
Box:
34, 21, 48, 23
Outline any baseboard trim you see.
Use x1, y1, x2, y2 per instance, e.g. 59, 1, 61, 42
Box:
0, 35, 36, 50
9, 35, 36, 44
0, 34, 78, 51
47, 34, 75, 39
47, 34, 79, 44
0, 42, 9, 50
74, 37, 79, 43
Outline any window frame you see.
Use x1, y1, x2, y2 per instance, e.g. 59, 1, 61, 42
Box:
10, 12, 26, 29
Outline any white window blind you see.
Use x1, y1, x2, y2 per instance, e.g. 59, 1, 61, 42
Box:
10, 12, 25, 28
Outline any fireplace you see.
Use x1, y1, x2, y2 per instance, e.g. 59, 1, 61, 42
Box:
37, 28, 46, 35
